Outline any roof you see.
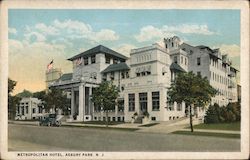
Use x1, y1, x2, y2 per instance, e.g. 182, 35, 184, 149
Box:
68, 45, 128, 61
170, 63, 186, 72
101, 62, 130, 73
58, 73, 73, 81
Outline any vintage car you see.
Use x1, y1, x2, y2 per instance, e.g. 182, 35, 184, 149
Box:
39, 114, 62, 127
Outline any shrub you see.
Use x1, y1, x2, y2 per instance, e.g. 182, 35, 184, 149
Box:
204, 105, 220, 124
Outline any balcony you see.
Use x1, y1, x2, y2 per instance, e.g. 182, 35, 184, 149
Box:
228, 72, 236, 77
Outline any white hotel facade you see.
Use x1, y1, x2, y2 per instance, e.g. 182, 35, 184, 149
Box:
49, 36, 238, 123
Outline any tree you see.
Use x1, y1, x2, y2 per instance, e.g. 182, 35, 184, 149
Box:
16, 89, 33, 98
44, 88, 70, 114
168, 72, 217, 132
91, 81, 119, 127
8, 78, 21, 120
204, 103, 220, 124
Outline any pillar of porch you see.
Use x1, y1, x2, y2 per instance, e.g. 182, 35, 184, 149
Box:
78, 84, 85, 121
70, 88, 75, 119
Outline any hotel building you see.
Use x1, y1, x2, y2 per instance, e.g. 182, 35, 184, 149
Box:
49, 36, 238, 123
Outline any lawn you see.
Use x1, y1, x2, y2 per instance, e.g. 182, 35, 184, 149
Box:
62, 124, 138, 131
172, 131, 240, 139
192, 122, 240, 131
82, 121, 125, 125
139, 123, 159, 127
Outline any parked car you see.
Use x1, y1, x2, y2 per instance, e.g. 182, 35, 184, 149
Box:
39, 114, 61, 127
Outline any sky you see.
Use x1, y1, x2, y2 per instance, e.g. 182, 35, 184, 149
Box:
8, 9, 240, 94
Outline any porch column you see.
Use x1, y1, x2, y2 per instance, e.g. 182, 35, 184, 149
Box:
71, 88, 75, 118
89, 87, 93, 115
78, 84, 85, 121
135, 93, 140, 114
115, 103, 118, 121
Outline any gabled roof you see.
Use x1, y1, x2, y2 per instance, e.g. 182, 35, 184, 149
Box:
170, 63, 186, 72
58, 73, 73, 81
68, 45, 128, 61
101, 62, 130, 73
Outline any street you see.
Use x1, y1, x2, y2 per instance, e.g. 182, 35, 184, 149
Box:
8, 124, 240, 152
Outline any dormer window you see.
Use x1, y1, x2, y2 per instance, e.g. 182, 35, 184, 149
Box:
105, 55, 110, 64
91, 55, 96, 64
84, 57, 88, 65
113, 58, 118, 64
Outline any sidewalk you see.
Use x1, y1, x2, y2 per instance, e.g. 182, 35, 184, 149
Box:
180, 128, 240, 134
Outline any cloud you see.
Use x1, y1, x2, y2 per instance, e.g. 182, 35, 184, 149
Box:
24, 31, 46, 42
213, 44, 240, 58
135, 24, 216, 42
53, 19, 119, 42
113, 44, 136, 57
91, 29, 119, 42
35, 23, 59, 35
8, 27, 17, 34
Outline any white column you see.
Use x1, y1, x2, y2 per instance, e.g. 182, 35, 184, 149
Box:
89, 87, 92, 116
115, 103, 118, 121
147, 91, 152, 113
71, 88, 75, 118
78, 84, 85, 121
135, 93, 140, 114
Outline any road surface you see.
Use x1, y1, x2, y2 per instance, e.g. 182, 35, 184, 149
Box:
8, 124, 240, 152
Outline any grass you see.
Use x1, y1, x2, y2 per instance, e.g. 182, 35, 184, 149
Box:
192, 122, 240, 131
139, 123, 159, 127
172, 131, 240, 139
71, 121, 125, 125
62, 124, 139, 131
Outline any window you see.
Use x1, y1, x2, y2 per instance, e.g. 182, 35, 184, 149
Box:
181, 56, 183, 64
26, 106, 28, 114
197, 71, 201, 76
136, 73, 140, 77
102, 73, 107, 81
105, 55, 110, 64
126, 71, 129, 78
174, 56, 177, 64
32, 108, 36, 113
141, 72, 146, 76
112, 117, 116, 121
139, 93, 148, 112
118, 99, 124, 112
128, 94, 135, 111
152, 92, 160, 111
21, 106, 24, 115
121, 72, 125, 79
185, 58, 187, 65
166, 44, 168, 48
168, 103, 174, 111
17, 106, 20, 114
91, 55, 96, 64
84, 57, 88, 65
146, 71, 151, 75
172, 42, 174, 47
197, 57, 201, 65
113, 58, 118, 64
110, 72, 114, 80
151, 117, 156, 121
190, 50, 193, 54
177, 103, 182, 111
